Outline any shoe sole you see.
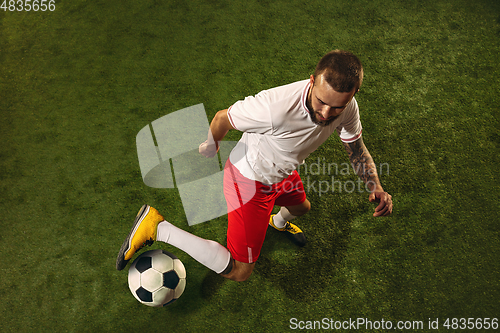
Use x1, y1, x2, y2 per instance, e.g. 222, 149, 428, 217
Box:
116, 204, 150, 271
284, 231, 307, 247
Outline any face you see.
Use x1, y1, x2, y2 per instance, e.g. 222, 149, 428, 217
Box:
306, 74, 357, 126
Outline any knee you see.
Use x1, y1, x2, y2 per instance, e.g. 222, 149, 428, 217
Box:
301, 200, 311, 215
221, 260, 254, 282
290, 200, 311, 216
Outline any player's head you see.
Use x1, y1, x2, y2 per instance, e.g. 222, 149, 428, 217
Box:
306, 51, 363, 126
313, 50, 363, 93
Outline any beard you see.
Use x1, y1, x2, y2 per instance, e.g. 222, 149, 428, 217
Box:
306, 85, 338, 126
307, 108, 338, 126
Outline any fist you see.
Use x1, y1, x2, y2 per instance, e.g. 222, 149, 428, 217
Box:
199, 140, 219, 158
369, 191, 393, 217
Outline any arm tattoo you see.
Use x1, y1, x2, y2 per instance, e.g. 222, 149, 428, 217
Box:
342, 137, 381, 192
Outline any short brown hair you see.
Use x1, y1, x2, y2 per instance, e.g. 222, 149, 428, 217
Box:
313, 50, 363, 92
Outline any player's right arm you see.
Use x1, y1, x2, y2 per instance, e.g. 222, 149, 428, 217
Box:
199, 109, 235, 158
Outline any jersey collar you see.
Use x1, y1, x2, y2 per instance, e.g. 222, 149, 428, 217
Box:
300, 80, 312, 115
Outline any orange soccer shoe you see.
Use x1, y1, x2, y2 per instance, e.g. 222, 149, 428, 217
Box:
269, 214, 307, 247
116, 205, 164, 271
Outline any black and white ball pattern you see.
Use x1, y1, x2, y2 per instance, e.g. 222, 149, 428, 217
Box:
128, 249, 186, 307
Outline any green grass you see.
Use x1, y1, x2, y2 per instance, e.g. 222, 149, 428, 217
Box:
1, 0, 499, 332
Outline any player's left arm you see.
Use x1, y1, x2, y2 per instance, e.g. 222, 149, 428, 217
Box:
342, 137, 393, 217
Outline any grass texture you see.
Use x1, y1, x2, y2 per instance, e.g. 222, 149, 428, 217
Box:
1, 0, 499, 332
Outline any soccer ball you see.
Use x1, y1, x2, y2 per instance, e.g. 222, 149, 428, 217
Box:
128, 249, 186, 307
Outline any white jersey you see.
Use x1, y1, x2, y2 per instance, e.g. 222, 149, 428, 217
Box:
227, 79, 362, 184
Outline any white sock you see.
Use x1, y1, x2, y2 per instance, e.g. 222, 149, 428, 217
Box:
156, 221, 231, 274
273, 207, 297, 229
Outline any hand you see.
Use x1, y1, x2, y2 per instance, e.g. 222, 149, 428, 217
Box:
199, 140, 219, 158
369, 191, 393, 217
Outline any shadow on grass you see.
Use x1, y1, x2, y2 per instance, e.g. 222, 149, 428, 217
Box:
200, 270, 227, 300
186, 192, 368, 304
254, 200, 361, 303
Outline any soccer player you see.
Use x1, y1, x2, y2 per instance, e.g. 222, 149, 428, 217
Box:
116, 50, 393, 281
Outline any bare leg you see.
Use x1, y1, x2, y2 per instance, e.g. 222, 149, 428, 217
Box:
220, 260, 255, 282
286, 199, 311, 217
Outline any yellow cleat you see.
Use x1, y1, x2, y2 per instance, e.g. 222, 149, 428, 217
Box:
116, 205, 164, 271
269, 214, 307, 247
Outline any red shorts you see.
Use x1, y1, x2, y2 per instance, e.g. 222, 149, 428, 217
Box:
223, 159, 306, 263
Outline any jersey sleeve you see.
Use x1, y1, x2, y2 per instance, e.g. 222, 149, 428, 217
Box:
336, 98, 363, 143
227, 91, 273, 134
